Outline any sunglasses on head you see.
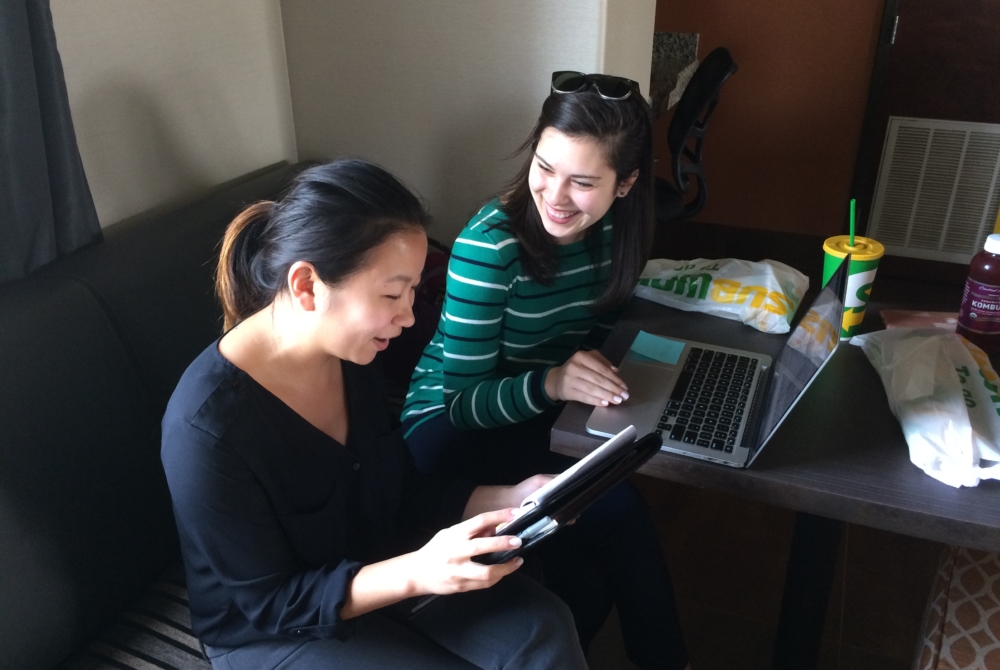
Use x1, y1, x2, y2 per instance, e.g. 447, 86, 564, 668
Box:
550, 71, 640, 101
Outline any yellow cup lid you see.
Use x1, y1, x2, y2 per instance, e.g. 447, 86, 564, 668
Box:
823, 235, 884, 261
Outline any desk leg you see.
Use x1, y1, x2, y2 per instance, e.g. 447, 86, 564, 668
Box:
771, 512, 842, 670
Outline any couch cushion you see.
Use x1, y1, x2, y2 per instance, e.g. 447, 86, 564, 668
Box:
56, 562, 210, 670
0, 278, 176, 669
37, 162, 308, 415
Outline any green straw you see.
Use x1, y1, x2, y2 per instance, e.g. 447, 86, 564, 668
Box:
849, 198, 856, 247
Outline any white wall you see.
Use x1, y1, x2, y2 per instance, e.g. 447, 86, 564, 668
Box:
602, 0, 656, 88
52, 1, 297, 227
281, 0, 655, 244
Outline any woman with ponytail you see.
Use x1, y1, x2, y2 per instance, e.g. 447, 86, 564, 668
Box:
160, 160, 586, 669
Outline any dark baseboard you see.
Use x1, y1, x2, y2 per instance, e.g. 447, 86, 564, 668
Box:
652, 220, 828, 287
878, 254, 967, 286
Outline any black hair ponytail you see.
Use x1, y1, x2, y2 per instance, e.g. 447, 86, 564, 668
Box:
215, 160, 430, 331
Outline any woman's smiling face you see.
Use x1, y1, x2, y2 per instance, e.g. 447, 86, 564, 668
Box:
527, 127, 635, 245
312, 229, 427, 365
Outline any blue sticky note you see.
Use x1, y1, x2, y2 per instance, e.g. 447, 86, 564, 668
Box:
630, 330, 685, 365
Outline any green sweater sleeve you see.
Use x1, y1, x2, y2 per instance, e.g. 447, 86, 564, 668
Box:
440, 230, 559, 430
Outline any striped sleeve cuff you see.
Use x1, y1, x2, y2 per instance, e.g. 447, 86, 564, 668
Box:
531, 366, 560, 408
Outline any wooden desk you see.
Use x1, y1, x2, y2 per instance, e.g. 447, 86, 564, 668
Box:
550, 290, 1000, 668
551, 295, 1000, 552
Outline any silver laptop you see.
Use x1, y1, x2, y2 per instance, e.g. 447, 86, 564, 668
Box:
586, 256, 850, 468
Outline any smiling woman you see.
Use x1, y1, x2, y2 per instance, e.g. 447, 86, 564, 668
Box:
160, 160, 588, 670
402, 78, 692, 670
529, 128, 638, 244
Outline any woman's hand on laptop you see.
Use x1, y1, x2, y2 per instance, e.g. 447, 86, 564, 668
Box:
544, 350, 629, 406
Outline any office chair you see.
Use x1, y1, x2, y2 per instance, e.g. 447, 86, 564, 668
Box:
655, 47, 738, 224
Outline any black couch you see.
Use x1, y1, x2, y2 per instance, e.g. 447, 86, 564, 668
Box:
0, 162, 307, 669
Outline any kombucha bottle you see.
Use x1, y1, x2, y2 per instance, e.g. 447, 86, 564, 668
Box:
957, 233, 1000, 354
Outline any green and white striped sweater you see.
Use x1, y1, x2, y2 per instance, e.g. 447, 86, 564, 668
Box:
403, 199, 620, 433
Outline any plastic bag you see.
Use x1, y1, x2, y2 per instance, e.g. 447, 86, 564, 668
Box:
851, 328, 1000, 488
634, 258, 809, 334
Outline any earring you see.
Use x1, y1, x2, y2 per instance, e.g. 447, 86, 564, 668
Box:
617, 190, 627, 197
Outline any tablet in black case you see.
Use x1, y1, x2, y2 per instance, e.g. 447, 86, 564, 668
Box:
408, 427, 661, 615
474, 430, 663, 565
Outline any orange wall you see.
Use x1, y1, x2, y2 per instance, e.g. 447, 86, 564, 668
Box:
655, 0, 884, 235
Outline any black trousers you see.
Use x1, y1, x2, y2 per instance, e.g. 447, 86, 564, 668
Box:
404, 409, 689, 670
205, 573, 586, 670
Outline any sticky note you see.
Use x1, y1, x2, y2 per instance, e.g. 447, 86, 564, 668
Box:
630, 330, 685, 365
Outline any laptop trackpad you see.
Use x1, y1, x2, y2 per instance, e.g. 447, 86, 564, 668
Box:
585, 359, 676, 438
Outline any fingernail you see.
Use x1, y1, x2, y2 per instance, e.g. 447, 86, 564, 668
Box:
621, 391, 629, 400
515, 557, 524, 567
611, 366, 619, 372
511, 507, 525, 517
509, 536, 522, 547
601, 400, 609, 406
613, 395, 622, 404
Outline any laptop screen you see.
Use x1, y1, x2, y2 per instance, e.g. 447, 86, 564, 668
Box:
751, 256, 850, 452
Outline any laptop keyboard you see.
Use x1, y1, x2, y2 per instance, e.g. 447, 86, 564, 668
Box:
655, 348, 757, 454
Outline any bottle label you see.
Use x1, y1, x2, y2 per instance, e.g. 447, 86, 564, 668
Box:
958, 278, 1000, 333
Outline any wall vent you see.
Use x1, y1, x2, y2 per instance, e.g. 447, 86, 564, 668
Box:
868, 117, 1000, 264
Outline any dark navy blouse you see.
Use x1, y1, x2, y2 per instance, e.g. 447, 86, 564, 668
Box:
160, 343, 476, 648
